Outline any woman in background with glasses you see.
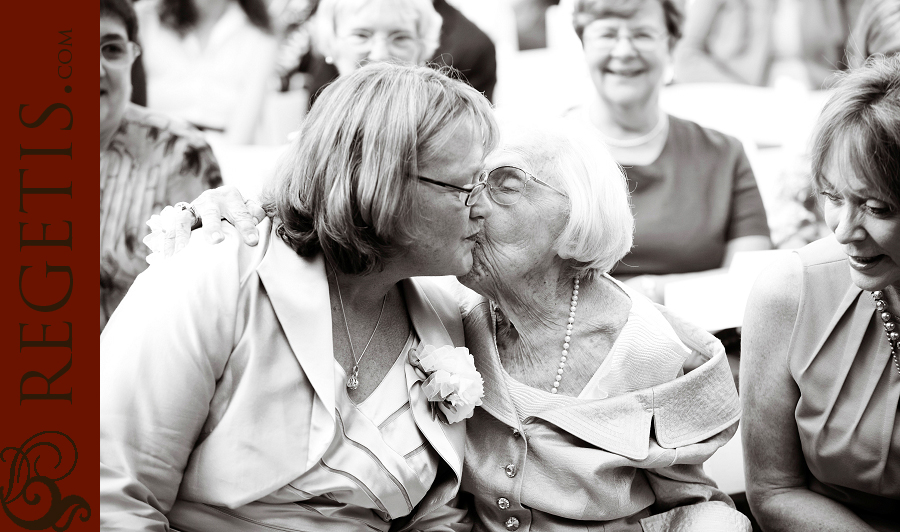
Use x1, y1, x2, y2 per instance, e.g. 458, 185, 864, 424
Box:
565, 0, 772, 303
100, 0, 222, 332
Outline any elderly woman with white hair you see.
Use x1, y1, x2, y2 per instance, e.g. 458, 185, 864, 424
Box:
314, 0, 441, 75
453, 118, 748, 531
155, 115, 751, 531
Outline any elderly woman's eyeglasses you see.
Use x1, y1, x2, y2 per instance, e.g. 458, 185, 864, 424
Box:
343, 31, 420, 55
583, 26, 667, 53
483, 166, 567, 206
100, 40, 141, 69
417, 175, 487, 207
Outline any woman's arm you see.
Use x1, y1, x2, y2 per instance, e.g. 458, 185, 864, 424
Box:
624, 235, 771, 303
641, 462, 751, 531
740, 255, 878, 532
100, 237, 240, 530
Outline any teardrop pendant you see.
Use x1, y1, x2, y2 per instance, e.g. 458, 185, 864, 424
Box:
346, 366, 360, 390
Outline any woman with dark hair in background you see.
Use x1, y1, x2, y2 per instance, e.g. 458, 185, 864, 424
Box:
100, 0, 221, 331
565, 0, 772, 303
135, 0, 277, 143
742, 55, 900, 532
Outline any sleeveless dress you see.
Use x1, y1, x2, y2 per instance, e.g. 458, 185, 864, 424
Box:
790, 236, 900, 530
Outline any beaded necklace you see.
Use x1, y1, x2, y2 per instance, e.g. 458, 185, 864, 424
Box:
872, 290, 900, 376
550, 277, 580, 393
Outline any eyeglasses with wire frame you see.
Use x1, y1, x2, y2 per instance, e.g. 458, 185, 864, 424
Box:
481, 166, 567, 206
100, 39, 141, 69
418, 166, 567, 207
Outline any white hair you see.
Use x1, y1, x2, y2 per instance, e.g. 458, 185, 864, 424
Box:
314, 0, 442, 63
499, 116, 634, 277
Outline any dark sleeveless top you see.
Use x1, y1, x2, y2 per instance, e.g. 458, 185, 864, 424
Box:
789, 236, 900, 529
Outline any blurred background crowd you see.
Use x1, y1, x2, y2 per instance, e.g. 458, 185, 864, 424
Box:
101, 0, 899, 329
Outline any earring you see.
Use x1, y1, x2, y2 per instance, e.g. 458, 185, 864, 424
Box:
325, 56, 333, 64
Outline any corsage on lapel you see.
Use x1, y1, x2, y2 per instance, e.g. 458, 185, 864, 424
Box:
409, 344, 484, 424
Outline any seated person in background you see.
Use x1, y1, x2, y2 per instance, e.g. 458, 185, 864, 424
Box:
100, 0, 221, 331
848, 0, 900, 67
742, 55, 900, 532
135, 0, 277, 144
305, 0, 496, 107
674, 0, 863, 88
566, 0, 772, 303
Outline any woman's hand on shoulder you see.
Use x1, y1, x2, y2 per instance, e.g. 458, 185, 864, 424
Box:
145, 185, 266, 261
191, 185, 265, 246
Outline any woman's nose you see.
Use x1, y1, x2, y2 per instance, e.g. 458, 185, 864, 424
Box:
832, 205, 866, 244
470, 190, 494, 219
609, 34, 638, 58
367, 39, 392, 62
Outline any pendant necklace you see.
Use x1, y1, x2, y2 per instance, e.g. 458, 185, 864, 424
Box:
551, 276, 580, 393
871, 290, 900, 376
334, 273, 387, 390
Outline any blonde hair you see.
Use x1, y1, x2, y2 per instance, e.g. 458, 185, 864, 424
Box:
265, 62, 498, 275
499, 116, 634, 277
811, 55, 900, 210
315, 0, 442, 64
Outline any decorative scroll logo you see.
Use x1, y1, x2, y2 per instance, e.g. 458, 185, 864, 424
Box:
1, 431, 90, 530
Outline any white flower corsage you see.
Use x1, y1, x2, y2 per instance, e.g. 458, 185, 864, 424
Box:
142, 204, 194, 264
409, 344, 484, 424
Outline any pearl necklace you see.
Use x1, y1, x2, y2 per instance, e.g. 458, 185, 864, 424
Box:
596, 114, 668, 149
872, 290, 900, 376
551, 277, 579, 394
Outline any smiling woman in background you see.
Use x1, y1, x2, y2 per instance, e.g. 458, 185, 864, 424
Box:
565, 0, 772, 303
741, 55, 900, 532
100, 0, 221, 331
313, 0, 442, 77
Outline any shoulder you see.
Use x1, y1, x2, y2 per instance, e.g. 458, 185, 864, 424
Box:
797, 235, 846, 267
122, 103, 211, 147
668, 115, 745, 157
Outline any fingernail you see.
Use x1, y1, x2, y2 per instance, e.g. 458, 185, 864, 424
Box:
247, 233, 259, 245
211, 232, 223, 242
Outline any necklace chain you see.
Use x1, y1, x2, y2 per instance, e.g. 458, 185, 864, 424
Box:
551, 277, 580, 393
871, 290, 900, 377
597, 115, 668, 148
333, 271, 387, 390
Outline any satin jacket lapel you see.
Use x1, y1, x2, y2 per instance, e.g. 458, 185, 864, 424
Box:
464, 300, 521, 429
402, 278, 466, 482
256, 229, 336, 453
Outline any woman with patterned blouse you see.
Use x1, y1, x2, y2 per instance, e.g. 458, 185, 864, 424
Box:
100, 0, 221, 331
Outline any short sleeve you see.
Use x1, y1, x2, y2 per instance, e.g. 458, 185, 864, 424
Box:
726, 143, 771, 241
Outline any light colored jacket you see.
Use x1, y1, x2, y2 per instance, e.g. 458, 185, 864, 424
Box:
100, 220, 469, 532
459, 291, 750, 532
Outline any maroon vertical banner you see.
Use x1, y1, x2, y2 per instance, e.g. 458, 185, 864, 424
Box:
0, 1, 97, 531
